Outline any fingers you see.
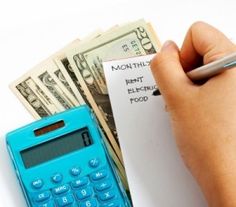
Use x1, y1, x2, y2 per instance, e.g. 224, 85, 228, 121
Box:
151, 22, 236, 108
180, 21, 236, 71
151, 40, 195, 105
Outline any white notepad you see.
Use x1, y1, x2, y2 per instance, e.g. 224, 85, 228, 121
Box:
103, 54, 207, 207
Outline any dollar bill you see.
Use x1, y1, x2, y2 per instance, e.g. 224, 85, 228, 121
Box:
10, 75, 62, 119
52, 65, 78, 101
54, 56, 89, 106
10, 39, 80, 118
30, 61, 80, 110
66, 19, 161, 163
53, 31, 103, 106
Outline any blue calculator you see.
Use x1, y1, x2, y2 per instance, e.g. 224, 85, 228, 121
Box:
6, 105, 131, 207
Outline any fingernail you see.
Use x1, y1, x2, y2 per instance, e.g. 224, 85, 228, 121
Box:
161, 40, 175, 52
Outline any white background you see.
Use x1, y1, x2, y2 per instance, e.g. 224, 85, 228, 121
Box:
0, 0, 235, 206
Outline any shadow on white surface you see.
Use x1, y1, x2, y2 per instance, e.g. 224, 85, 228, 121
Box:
0, 136, 26, 207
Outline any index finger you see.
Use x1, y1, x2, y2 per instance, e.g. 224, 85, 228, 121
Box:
180, 21, 235, 72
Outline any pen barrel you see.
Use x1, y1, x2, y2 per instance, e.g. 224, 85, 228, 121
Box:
186, 52, 236, 81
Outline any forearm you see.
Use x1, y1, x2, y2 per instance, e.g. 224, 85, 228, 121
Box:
195, 148, 236, 207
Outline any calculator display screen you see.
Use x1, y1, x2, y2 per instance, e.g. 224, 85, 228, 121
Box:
20, 127, 93, 169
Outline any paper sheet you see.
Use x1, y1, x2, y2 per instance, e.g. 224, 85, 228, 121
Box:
103, 54, 207, 207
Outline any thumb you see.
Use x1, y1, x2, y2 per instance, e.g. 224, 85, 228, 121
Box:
151, 40, 195, 103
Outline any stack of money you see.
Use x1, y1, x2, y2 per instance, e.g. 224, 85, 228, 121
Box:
10, 19, 161, 191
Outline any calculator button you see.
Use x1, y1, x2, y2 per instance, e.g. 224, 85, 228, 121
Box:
34, 191, 51, 203
32, 179, 44, 189
100, 200, 120, 207
91, 170, 108, 181
52, 184, 70, 195
89, 158, 100, 168
98, 189, 116, 201
95, 180, 112, 192
75, 186, 93, 200
51, 173, 63, 183
37, 200, 54, 207
80, 198, 97, 207
70, 166, 81, 176
56, 194, 74, 206
71, 177, 89, 188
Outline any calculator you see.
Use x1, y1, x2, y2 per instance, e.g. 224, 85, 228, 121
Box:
6, 105, 131, 207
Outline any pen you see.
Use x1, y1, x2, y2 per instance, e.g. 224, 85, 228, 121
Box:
152, 52, 236, 96
186, 52, 236, 81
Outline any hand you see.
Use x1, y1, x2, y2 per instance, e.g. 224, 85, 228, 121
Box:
151, 22, 236, 207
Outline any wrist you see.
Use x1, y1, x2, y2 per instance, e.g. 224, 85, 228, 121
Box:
196, 151, 236, 207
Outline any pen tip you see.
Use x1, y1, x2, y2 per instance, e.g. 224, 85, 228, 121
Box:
152, 89, 161, 96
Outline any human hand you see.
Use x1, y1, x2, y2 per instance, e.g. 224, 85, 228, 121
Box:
151, 22, 236, 207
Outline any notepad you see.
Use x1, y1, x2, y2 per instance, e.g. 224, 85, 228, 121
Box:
103, 54, 207, 207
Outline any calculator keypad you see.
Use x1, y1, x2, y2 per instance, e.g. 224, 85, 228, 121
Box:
31, 163, 123, 207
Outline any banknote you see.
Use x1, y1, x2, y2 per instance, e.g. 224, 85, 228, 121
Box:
66, 19, 161, 163
53, 31, 103, 105
10, 75, 62, 119
10, 39, 81, 116
30, 61, 80, 111
54, 56, 89, 106
51, 64, 78, 101
10, 40, 80, 118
